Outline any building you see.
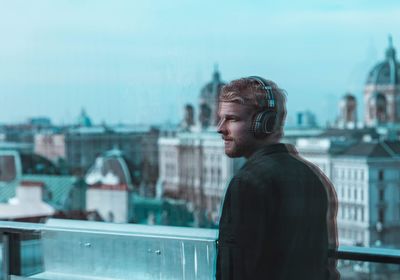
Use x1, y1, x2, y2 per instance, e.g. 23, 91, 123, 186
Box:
198, 67, 225, 129
34, 133, 66, 163
65, 125, 159, 194
365, 36, 400, 127
296, 110, 318, 128
85, 149, 193, 225
0, 149, 88, 221
297, 137, 400, 247
337, 94, 357, 129
158, 130, 244, 225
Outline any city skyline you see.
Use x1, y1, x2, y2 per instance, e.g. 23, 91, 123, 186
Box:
1, 1, 399, 126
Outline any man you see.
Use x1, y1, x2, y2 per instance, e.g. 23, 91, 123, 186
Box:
216, 76, 338, 279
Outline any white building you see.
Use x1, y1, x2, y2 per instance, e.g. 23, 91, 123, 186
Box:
297, 137, 400, 247
158, 130, 244, 224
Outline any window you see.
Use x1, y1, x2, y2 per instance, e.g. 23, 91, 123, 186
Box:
379, 189, 385, 202
379, 209, 385, 223
378, 170, 384, 181
0, 155, 17, 182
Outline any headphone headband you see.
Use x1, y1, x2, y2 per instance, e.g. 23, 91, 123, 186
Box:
247, 76, 278, 137
247, 76, 276, 110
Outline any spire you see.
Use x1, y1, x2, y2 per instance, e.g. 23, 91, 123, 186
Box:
213, 63, 220, 82
385, 34, 396, 60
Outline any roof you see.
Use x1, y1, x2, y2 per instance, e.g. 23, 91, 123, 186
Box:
23, 175, 79, 209
339, 140, 400, 158
0, 181, 18, 203
0, 175, 82, 210
366, 36, 399, 85
200, 69, 225, 99
319, 128, 379, 140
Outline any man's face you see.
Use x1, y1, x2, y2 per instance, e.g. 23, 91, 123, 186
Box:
217, 102, 256, 158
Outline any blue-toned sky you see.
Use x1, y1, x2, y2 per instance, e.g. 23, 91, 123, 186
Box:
0, 0, 399, 126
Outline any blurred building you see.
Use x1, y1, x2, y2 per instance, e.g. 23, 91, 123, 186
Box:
198, 67, 225, 129
180, 104, 195, 132
34, 133, 66, 163
158, 69, 244, 226
365, 36, 400, 127
158, 130, 244, 226
65, 125, 159, 194
337, 93, 357, 129
296, 110, 318, 128
297, 137, 400, 248
0, 149, 87, 222
85, 150, 193, 225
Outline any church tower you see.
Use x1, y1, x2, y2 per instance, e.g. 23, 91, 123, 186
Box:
365, 36, 400, 127
338, 93, 357, 129
198, 66, 225, 129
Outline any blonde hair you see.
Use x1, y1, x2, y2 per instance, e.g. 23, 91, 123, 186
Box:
219, 77, 287, 139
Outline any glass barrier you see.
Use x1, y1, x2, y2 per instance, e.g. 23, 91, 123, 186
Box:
0, 219, 217, 280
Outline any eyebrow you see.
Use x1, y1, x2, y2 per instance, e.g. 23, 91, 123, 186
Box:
220, 114, 240, 119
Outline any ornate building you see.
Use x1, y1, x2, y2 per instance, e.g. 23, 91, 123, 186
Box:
365, 36, 400, 127
198, 67, 225, 129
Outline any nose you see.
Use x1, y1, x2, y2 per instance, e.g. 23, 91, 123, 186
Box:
217, 118, 226, 134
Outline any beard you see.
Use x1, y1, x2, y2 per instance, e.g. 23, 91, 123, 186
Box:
224, 138, 253, 158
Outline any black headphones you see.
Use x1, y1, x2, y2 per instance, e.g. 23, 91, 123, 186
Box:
247, 76, 277, 138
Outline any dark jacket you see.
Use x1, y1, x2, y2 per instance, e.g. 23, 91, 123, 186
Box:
216, 143, 338, 280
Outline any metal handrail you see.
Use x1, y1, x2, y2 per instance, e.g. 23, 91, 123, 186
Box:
330, 246, 400, 264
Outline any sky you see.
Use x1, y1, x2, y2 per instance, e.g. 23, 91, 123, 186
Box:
0, 0, 399, 126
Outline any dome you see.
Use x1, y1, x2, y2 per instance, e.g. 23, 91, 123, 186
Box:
343, 93, 355, 100
77, 108, 93, 127
366, 36, 400, 85
198, 66, 226, 128
85, 149, 138, 189
199, 67, 225, 101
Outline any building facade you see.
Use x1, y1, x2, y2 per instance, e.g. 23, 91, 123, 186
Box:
297, 137, 400, 247
158, 130, 244, 225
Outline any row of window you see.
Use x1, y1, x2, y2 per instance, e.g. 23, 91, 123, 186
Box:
203, 167, 222, 186
164, 163, 176, 178
334, 167, 365, 181
339, 205, 365, 222
204, 153, 222, 163
339, 228, 364, 243
339, 186, 365, 202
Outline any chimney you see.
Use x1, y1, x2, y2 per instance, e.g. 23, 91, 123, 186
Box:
15, 180, 46, 203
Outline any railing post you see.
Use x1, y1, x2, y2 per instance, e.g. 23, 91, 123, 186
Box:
1, 233, 9, 280
1, 232, 21, 280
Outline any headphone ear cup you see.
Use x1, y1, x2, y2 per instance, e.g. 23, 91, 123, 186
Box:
252, 111, 277, 138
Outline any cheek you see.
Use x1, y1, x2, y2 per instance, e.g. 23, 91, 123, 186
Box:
231, 122, 252, 139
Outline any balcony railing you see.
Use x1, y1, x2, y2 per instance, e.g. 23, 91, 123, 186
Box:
1, 219, 400, 279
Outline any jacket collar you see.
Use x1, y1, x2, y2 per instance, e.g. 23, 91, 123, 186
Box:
247, 143, 298, 162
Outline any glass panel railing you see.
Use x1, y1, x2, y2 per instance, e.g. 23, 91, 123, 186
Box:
1, 219, 217, 280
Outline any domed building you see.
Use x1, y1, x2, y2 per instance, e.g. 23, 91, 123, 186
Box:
77, 108, 93, 127
198, 67, 225, 129
365, 36, 400, 127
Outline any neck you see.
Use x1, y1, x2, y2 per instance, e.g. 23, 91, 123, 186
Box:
244, 139, 280, 159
